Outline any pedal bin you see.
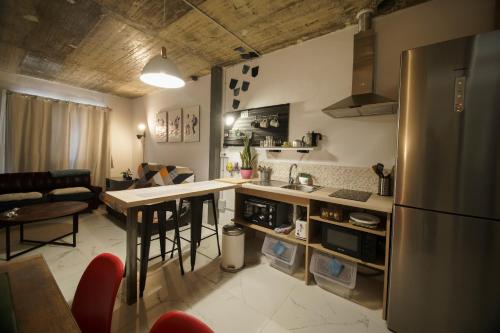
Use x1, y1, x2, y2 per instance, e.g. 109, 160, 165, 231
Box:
221, 224, 245, 272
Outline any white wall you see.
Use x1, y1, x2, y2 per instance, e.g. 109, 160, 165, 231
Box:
131, 75, 211, 181
223, 0, 496, 168
0, 71, 134, 177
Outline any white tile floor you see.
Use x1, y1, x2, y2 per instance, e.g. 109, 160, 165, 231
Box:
0, 207, 391, 333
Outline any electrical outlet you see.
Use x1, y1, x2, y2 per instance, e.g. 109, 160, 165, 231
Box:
218, 199, 226, 211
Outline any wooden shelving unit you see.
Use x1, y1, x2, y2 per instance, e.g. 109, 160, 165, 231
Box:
233, 186, 392, 319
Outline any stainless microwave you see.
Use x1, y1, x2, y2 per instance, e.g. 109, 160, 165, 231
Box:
321, 223, 379, 263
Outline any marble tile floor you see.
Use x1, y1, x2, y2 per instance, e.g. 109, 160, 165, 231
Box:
0, 207, 391, 333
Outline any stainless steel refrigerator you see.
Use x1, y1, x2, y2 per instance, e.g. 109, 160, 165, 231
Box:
388, 30, 500, 333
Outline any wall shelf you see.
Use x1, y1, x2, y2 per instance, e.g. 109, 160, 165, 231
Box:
255, 147, 314, 153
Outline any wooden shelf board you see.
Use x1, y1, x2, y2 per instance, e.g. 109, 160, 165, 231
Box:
309, 215, 386, 237
309, 242, 385, 271
233, 218, 307, 246
255, 147, 314, 151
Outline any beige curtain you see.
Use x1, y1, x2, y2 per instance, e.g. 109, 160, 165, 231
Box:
5, 92, 110, 186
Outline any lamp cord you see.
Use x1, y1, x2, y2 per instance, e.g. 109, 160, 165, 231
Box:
163, 0, 166, 27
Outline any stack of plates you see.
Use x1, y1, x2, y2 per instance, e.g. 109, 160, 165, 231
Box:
349, 212, 380, 229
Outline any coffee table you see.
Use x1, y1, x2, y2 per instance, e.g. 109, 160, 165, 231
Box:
0, 201, 88, 260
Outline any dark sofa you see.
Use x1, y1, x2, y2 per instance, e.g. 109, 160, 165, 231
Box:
0, 171, 101, 213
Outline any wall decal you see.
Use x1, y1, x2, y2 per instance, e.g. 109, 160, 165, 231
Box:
242, 81, 250, 91
232, 99, 240, 109
251, 66, 259, 77
183, 105, 200, 142
229, 60, 261, 109
154, 111, 167, 142
229, 78, 238, 89
167, 108, 182, 142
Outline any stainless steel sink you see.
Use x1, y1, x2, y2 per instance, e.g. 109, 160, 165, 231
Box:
280, 184, 321, 193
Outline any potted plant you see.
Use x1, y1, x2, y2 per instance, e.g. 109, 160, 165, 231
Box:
240, 136, 256, 179
121, 168, 133, 180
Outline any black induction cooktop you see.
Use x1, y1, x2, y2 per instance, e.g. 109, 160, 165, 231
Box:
329, 189, 372, 202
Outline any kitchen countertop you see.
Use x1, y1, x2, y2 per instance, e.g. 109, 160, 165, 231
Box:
241, 181, 393, 213
103, 180, 239, 208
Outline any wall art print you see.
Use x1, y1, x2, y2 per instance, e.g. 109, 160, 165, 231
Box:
154, 110, 167, 142
183, 105, 200, 142
167, 108, 182, 142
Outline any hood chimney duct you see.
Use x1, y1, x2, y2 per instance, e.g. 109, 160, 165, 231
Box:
322, 9, 398, 118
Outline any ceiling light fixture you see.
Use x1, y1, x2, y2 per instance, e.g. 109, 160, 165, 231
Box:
140, 47, 185, 89
140, 0, 185, 89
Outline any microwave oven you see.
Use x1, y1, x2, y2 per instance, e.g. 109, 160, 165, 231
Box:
321, 223, 380, 263
243, 197, 290, 229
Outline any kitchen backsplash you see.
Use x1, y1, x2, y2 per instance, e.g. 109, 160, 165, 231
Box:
258, 161, 379, 193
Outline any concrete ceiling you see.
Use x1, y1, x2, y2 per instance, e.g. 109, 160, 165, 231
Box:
0, 0, 426, 98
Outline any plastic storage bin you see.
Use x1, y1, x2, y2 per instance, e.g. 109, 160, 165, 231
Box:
310, 250, 357, 297
261, 235, 304, 275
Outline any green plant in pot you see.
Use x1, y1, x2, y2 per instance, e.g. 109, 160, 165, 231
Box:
240, 136, 256, 179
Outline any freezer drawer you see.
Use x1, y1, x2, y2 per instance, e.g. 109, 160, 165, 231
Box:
387, 205, 500, 333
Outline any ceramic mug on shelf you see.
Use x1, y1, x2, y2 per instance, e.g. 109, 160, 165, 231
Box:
260, 118, 268, 128
269, 116, 279, 128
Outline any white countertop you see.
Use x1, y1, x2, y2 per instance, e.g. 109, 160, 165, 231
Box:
241, 182, 393, 213
103, 178, 393, 213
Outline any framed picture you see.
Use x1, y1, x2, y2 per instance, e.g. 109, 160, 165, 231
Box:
154, 111, 167, 142
183, 105, 200, 142
167, 108, 182, 142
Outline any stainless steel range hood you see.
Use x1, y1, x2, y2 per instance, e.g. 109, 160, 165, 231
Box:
322, 9, 397, 118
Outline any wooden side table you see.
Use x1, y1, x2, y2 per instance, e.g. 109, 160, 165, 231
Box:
105, 177, 136, 191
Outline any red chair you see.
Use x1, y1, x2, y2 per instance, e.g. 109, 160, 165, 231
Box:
150, 311, 214, 333
71, 253, 124, 333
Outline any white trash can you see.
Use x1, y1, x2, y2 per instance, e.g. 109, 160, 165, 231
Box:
221, 224, 245, 272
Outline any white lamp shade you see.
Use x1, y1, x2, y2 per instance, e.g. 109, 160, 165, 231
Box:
140, 55, 185, 88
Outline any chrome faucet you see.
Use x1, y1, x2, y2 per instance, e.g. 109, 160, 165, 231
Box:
288, 163, 298, 184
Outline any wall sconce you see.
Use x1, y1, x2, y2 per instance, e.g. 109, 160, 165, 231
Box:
225, 115, 235, 126
137, 123, 146, 139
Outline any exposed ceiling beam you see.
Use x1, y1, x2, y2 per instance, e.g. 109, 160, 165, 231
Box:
90, 0, 213, 66
181, 0, 261, 57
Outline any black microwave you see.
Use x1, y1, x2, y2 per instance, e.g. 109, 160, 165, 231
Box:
243, 197, 290, 229
321, 223, 380, 263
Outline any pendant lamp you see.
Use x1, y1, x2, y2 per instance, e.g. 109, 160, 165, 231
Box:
140, 47, 185, 88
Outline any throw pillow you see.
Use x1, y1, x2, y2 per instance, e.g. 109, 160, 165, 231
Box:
0, 192, 43, 202
50, 187, 91, 195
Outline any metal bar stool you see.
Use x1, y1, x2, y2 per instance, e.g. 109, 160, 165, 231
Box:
123, 201, 185, 297
172, 193, 221, 271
